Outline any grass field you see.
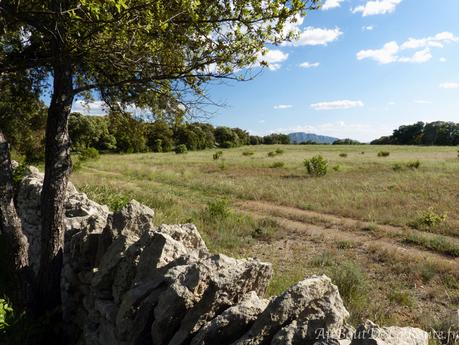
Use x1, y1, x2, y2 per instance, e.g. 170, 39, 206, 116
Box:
72, 144, 459, 331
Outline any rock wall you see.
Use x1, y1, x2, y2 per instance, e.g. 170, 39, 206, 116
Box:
14, 167, 429, 345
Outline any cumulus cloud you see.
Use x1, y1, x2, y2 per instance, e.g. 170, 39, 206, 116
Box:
362, 25, 375, 31
273, 104, 293, 109
257, 49, 289, 70
439, 82, 459, 89
283, 26, 342, 46
299, 62, 320, 68
72, 100, 107, 115
439, 57, 447, 63
357, 31, 458, 64
310, 100, 364, 110
352, 0, 402, 16
357, 41, 399, 64
401, 32, 459, 50
322, 0, 344, 10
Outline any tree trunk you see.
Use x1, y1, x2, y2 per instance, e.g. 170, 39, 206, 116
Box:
0, 130, 30, 306
36, 61, 74, 315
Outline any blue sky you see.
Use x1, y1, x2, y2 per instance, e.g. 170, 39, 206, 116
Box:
205, 0, 459, 141
72, 0, 459, 142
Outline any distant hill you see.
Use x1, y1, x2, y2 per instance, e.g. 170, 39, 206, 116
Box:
288, 132, 339, 144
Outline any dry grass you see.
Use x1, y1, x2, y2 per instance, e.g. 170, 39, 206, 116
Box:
71, 144, 459, 328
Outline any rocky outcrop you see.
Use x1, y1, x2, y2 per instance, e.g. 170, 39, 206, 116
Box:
14, 167, 429, 345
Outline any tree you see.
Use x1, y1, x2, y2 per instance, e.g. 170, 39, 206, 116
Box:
0, 0, 319, 338
146, 120, 174, 152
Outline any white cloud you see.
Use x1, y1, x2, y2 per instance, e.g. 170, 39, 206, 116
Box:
72, 100, 107, 115
413, 100, 432, 104
400, 32, 459, 50
398, 48, 432, 63
299, 61, 320, 68
322, 0, 344, 10
362, 25, 375, 31
257, 49, 289, 70
357, 32, 458, 64
357, 41, 399, 64
388, 101, 396, 105
310, 100, 364, 110
439, 57, 447, 63
284, 27, 342, 46
439, 82, 459, 89
273, 104, 293, 109
352, 0, 402, 16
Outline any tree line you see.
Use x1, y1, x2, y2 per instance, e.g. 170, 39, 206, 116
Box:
1, 106, 294, 162
371, 121, 459, 146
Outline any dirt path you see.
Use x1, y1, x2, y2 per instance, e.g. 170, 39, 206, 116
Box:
236, 199, 459, 276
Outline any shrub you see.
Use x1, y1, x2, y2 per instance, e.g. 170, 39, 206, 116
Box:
267, 151, 276, 157
413, 208, 447, 228
388, 290, 415, 308
242, 151, 254, 156
332, 165, 341, 172
331, 261, 368, 315
12, 163, 27, 187
407, 160, 421, 169
0, 298, 13, 331
174, 144, 188, 154
392, 163, 403, 171
275, 148, 284, 155
79, 147, 100, 161
251, 218, 279, 241
339, 153, 348, 158
213, 151, 223, 160
304, 155, 328, 177
310, 251, 335, 267
377, 151, 390, 157
270, 161, 285, 169
205, 199, 231, 220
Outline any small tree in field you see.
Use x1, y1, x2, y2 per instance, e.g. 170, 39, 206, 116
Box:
0, 1, 321, 339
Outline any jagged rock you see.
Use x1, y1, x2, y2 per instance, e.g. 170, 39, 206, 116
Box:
190, 291, 269, 345
350, 320, 428, 345
234, 275, 349, 345
109, 200, 155, 239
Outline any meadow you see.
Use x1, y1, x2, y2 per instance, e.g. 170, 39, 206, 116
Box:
72, 144, 459, 331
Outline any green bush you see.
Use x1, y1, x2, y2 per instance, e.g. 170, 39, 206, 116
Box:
242, 151, 254, 156
205, 199, 231, 220
377, 151, 390, 157
392, 163, 403, 171
270, 161, 285, 168
267, 151, 276, 157
339, 153, 348, 158
213, 151, 223, 160
388, 290, 415, 308
174, 144, 188, 154
332, 165, 341, 172
275, 148, 284, 155
413, 208, 447, 228
79, 147, 100, 161
0, 298, 13, 331
407, 160, 421, 169
304, 155, 328, 177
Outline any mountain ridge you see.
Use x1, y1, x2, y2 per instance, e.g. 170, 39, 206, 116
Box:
288, 132, 340, 144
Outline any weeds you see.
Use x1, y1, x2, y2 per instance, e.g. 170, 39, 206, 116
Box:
412, 208, 447, 229
270, 162, 285, 168
242, 151, 254, 156
377, 151, 390, 157
213, 151, 223, 160
175, 144, 187, 154
339, 153, 348, 158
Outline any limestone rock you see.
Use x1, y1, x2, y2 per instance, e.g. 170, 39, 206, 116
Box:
350, 320, 428, 345
190, 291, 269, 345
234, 275, 349, 345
